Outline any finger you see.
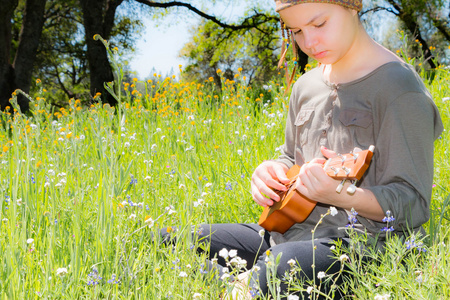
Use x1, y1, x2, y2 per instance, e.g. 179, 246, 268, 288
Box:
309, 157, 327, 165
251, 184, 274, 207
320, 146, 337, 159
251, 177, 283, 202
271, 167, 291, 185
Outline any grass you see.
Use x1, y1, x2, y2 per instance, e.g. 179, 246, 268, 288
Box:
0, 41, 449, 299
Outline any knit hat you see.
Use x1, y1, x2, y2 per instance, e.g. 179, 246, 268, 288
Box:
275, 0, 362, 12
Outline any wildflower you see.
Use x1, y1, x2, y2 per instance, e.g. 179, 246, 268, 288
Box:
443, 97, 450, 102
27, 238, 34, 244
193, 293, 202, 299
405, 237, 426, 252
339, 254, 349, 262
258, 229, 265, 237
287, 295, 299, 300
107, 274, 119, 284
87, 267, 102, 285
346, 208, 358, 228
56, 268, 68, 276
179, 271, 188, 278
287, 259, 296, 268
252, 265, 261, 272
219, 248, 229, 259
415, 270, 423, 283
145, 217, 154, 228
179, 184, 186, 189
17, 198, 23, 206
317, 271, 326, 279
193, 199, 204, 207
129, 213, 136, 220
374, 294, 391, 300
382, 210, 395, 223
228, 249, 238, 258
221, 273, 231, 280
329, 206, 338, 216
306, 286, 314, 294
237, 150, 243, 156
225, 182, 232, 191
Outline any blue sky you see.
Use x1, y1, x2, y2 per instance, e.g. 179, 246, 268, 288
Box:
128, 1, 273, 78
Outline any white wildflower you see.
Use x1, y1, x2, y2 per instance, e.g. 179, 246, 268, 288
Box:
306, 286, 314, 294
124, 142, 130, 148
56, 267, 68, 276
287, 259, 296, 268
237, 150, 243, 156
317, 271, 326, 279
145, 218, 154, 228
339, 254, 349, 262
228, 249, 238, 258
27, 238, 34, 244
193, 293, 202, 299
219, 248, 229, 259
374, 294, 391, 300
330, 206, 338, 216
287, 295, 299, 300
258, 229, 265, 237
16, 198, 22, 206
129, 213, 136, 220
179, 271, 188, 278
205, 182, 213, 188
252, 265, 261, 272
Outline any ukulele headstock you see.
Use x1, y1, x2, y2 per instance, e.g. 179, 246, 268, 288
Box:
324, 145, 374, 181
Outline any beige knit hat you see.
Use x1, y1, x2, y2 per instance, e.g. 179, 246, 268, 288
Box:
275, 0, 362, 12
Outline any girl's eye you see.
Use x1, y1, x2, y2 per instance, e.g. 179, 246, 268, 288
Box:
293, 29, 302, 35
316, 21, 326, 28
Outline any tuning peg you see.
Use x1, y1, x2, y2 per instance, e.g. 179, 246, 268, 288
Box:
347, 180, 358, 194
336, 179, 346, 193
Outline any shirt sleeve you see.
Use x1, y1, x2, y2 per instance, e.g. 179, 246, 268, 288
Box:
365, 91, 443, 232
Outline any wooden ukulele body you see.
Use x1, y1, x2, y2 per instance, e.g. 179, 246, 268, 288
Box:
258, 147, 374, 233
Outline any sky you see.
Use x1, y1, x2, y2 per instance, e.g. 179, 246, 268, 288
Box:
128, 1, 274, 79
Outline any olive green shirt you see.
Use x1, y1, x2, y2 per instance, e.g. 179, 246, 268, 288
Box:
272, 62, 443, 244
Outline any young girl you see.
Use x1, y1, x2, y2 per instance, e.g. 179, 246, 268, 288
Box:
162, 0, 443, 298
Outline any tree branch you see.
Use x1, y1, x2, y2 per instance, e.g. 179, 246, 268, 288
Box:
133, 0, 278, 30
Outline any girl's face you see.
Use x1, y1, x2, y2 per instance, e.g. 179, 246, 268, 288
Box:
279, 3, 359, 66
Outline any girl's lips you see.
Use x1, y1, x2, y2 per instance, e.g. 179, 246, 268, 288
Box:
312, 51, 327, 59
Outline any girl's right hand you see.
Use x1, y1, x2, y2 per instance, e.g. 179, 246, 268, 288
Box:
251, 161, 290, 207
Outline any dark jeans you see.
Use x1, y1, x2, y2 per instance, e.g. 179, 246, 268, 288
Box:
161, 223, 349, 298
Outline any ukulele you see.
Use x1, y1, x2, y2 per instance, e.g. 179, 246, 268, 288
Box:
258, 146, 375, 233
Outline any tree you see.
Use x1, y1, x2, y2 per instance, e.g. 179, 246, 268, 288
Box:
363, 0, 450, 69
0, 0, 47, 111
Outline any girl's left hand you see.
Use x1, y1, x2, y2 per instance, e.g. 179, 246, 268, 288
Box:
295, 146, 341, 204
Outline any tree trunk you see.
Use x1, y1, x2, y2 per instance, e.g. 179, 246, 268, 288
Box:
0, 0, 18, 110
13, 0, 47, 112
79, 0, 123, 106
385, 0, 437, 69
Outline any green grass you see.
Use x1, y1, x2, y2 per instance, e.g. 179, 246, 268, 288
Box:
0, 46, 449, 299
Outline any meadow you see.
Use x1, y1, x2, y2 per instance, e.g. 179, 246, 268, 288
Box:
0, 41, 449, 299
